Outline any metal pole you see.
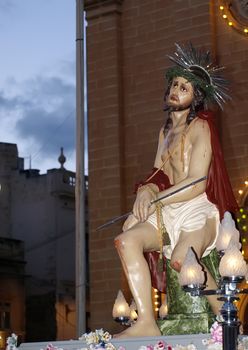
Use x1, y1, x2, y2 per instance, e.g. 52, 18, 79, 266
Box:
220, 295, 240, 350
75, 0, 86, 337
222, 324, 239, 350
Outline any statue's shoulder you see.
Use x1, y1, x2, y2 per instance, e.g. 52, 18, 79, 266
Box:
190, 116, 210, 130
188, 117, 211, 142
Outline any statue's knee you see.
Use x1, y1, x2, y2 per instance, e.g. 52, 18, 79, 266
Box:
170, 259, 182, 273
114, 234, 131, 251
114, 233, 137, 253
114, 235, 124, 252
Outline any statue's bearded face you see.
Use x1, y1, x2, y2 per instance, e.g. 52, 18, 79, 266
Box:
167, 76, 194, 111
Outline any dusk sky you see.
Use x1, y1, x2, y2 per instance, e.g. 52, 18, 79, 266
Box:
0, 0, 81, 174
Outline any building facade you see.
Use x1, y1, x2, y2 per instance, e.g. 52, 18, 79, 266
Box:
0, 143, 78, 342
0, 237, 25, 350
85, 0, 248, 334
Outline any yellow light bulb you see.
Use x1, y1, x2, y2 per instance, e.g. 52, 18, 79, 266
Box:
242, 225, 247, 230
223, 14, 227, 19
220, 6, 224, 10
245, 181, 248, 186
244, 28, 248, 33
240, 208, 244, 213
239, 190, 244, 195
242, 214, 247, 219
118, 305, 126, 313
228, 21, 233, 26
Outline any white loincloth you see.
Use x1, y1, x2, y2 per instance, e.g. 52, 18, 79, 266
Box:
146, 192, 219, 259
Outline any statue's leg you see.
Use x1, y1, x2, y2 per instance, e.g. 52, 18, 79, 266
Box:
114, 222, 161, 338
170, 217, 222, 315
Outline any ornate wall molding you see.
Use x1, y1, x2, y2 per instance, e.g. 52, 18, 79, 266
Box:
227, 0, 248, 24
85, 0, 124, 19
219, 0, 248, 35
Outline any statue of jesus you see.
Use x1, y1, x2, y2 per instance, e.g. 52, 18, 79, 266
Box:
114, 43, 238, 338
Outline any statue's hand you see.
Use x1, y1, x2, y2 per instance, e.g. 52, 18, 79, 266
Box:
122, 214, 138, 231
133, 186, 157, 222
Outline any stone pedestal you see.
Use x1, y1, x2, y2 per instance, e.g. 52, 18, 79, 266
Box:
158, 250, 220, 335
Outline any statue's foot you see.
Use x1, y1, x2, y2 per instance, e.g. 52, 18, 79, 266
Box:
113, 320, 161, 339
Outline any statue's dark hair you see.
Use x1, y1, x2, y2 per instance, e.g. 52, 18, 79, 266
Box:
163, 80, 205, 135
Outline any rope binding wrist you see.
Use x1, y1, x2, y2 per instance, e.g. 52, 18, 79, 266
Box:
137, 184, 157, 200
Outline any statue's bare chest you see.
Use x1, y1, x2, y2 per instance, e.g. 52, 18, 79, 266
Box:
161, 128, 193, 176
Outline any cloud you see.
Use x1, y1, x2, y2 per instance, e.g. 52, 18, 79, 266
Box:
55, 59, 76, 83
0, 89, 30, 110
18, 76, 76, 156
0, 74, 76, 171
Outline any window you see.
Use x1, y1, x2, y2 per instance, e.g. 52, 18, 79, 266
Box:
0, 303, 10, 330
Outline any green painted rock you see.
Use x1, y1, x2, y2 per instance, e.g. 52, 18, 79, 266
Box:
158, 249, 220, 335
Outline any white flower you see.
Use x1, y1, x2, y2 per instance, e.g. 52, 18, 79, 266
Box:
84, 332, 99, 345
205, 344, 222, 350
95, 329, 104, 338
6, 333, 17, 345
79, 329, 113, 346
101, 332, 112, 343
6, 334, 18, 350
105, 343, 116, 350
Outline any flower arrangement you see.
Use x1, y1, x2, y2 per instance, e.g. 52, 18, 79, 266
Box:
137, 342, 197, 350
201, 321, 248, 349
79, 331, 197, 350
5, 327, 248, 350
202, 321, 222, 349
6, 334, 18, 350
79, 329, 115, 350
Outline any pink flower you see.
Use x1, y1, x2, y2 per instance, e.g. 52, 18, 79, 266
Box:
154, 341, 166, 350
210, 321, 223, 343
46, 345, 59, 350
45, 344, 63, 350
46, 345, 55, 350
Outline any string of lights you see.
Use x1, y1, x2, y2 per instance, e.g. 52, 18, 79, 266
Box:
235, 180, 248, 259
218, 1, 248, 36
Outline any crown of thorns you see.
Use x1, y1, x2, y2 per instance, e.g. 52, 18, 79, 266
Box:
166, 43, 230, 109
